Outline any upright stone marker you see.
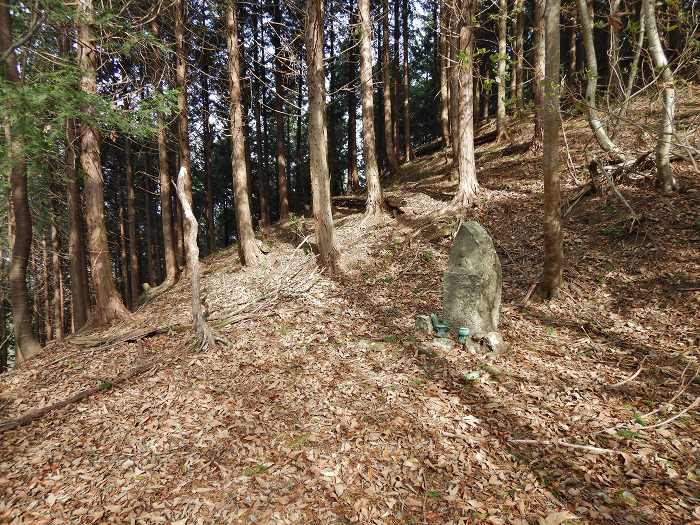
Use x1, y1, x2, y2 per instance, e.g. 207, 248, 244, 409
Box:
442, 222, 502, 334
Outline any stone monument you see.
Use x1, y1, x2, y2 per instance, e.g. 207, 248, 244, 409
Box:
442, 221, 502, 335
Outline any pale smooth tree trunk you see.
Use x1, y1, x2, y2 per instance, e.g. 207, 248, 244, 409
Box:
452, 0, 479, 207
542, 0, 563, 297
151, 20, 179, 289
607, 0, 623, 99
305, 0, 342, 271
382, 0, 399, 173
643, 0, 677, 193
174, 0, 198, 265
496, 0, 508, 141
531, 0, 545, 149
567, 15, 577, 90
77, 0, 131, 323
1, 2, 42, 360
358, 0, 385, 218
576, 0, 625, 160
226, 3, 261, 266
50, 208, 64, 340
620, 10, 644, 117
118, 195, 130, 307
65, 119, 90, 330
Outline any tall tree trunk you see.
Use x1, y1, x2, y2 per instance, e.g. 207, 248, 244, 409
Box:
295, 60, 306, 208
382, 0, 399, 173
449, 19, 460, 181
77, 0, 131, 323
643, 0, 677, 193
531, 0, 545, 149
346, 25, 360, 194
0, 3, 42, 360
393, 0, 401, 158
327, 0, 341, 194
174, 0, 197, 264
515, 0, 524, 106
452, 0, 479, 207
567, 15, 577, 91
226, 3, 262, 266
201, 46, 216, 254
0, 247, 6, 373
439, 4, 451, 147
358, 0, 385, 218
151, 20, 179, 289
118, 195, 130, 307
50, 207, 64, 340
542, 0, 562, 298
401, 0, 411, 161
143, 163, 157, 286
42, 236, 51, 341
252, 11, 271, 227
496, 0, 508, 141
576, 0, 625, 160
273, 0, 290, 219
124, 136, 139, 307
480, 62, 490, 121
305, 0, 342, 271
65, 119, 90, 330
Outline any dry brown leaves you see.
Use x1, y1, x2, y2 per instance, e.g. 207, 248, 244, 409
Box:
1, 93, 699, 524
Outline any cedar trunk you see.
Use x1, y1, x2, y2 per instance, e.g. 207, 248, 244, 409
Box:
274, 0, 290, 218
358, 0, 385, 217
382, 0, 399, 173
305, 0, 342, 271
77, 0, 131, 323
496, 0, 508, 141
125, 137, 140, 306
532, 0, 545, 149
0, 3, 42, 360
226, 3, 261, 266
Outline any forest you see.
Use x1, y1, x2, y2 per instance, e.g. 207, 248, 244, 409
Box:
0, 0, 699, 522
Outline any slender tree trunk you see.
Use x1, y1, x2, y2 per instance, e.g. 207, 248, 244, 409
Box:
50, 207, 64, 340
643, 0, 677, 192
402, 0, 411, 161
201, 47, 216, 254
347, 26, 360, 194
327, 0, 341, 194
252, 12, 271, 227
0, 248, 6, 373
305, 0, 342, 271
480, 62, 490, 121
576, 0, 625, 160
452, 0, 479, 207
273, 0, 290, 219
439, 3, 451, 147
65, 119, 90, 330
620, 10, 644, 117
143, 165, 157, 286
124, 136, 140, 307
531, 0, 545, 149
382, 0, 399, 173
607, 0, 622, 99
151, 20, 179, 289
496, 0, 509, 141
358, 0, 385, 218
42, 236, 51, 341
174, 0, 197, 266
295, 61, 306, 208
567, 15, 577, 90
515, 0, 524, 106
226, 3, 262, 266
76, 0, 131, 323
118, 196, 130, 307
542, 0, 562, 297
449, 19, 460, 181
0, 3, 42, 360
393, 0, 401, 158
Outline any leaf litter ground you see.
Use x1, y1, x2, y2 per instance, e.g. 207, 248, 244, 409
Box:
1, 94, 699, 524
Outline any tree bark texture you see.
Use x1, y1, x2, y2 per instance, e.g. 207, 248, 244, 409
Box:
226, 3, 262, 266
496, 0, 508, 141
382, 0, 399, 173
305, 0, 342, 271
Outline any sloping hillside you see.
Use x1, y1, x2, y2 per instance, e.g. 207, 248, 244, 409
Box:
1, 97, 699, 524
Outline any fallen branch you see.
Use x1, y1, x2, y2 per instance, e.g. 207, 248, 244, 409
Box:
606, 356, 647, 387
0, 360, 155, 434
643, 397, 699, 429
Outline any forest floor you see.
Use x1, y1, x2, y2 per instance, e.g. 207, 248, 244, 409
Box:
1, 92, 699, 524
